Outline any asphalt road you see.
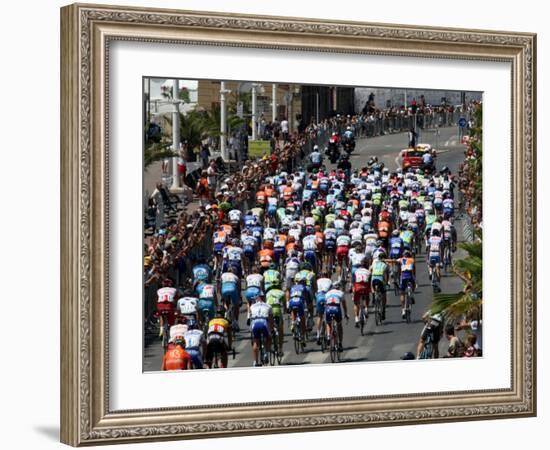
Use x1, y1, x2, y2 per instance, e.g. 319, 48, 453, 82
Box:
144, 126, 467, 371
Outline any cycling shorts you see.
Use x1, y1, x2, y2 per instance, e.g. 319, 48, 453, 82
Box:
222, 261, 242, 278
324, 305, 342, 323
325, 239, 336, 250
251, 319, 270, 339
352, 283, 370, 303
156, 301, 175, 314
198, 299, 216, 319
315, 292, 327, 316
389, 250, 402, 259
205, 339, 227, 365
243, 247, 255, 259
336, 245, 349, 263
245, 286, 262, 304
214, 243, 225, 255
429, 255, 441, 266
273, 247, 285, 261
371, 277, 386, 293
221, 283, 240, 305
399, 275, 415, 291
288, 297, 305, 317
186, 348, 203, 369
268, 205, 277, 216
304, 250, 316, 266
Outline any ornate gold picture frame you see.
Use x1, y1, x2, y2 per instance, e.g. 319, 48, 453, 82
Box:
60, 3, 536, 446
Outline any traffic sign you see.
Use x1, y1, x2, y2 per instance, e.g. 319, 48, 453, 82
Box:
458, 117, 467, 128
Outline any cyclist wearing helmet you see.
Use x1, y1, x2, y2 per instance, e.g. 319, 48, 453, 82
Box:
161, 337, 192, 371
183, 320, 206, 369
352, 260, 371, 326
266, 285, 286, 355
287, 278, 309, 347
399, 250, 417, 319
220, 266, 241, 330
205, 306, 232, 369
370, 252, 389, 321
156, 278, 178, 337
427, 228, 443, 289
241, 228, 258, 275
263, 263, 282, 292
196, 280, 216, 327
222, 238, 244, 278
324, 282, 347, 353
249, 292, 273, 367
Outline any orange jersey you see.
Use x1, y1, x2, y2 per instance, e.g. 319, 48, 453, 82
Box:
283, 187, 293, 201
377, 221, 391, 238
265, 186, 275, 197
286, 242, 297, 254
162, 345, 191, 370
256, 190, 266, 204
315, 231, 324, 244
221, 224, 233, 234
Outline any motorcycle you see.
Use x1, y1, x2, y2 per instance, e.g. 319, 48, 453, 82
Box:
326, 140, 340, 164
342, 137, 356, 154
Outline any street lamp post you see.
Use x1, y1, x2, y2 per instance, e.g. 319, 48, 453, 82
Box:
220, 81, 231, 161
170, 79, 181, 191
251, 83, 259, 140
272, 83, 277, 122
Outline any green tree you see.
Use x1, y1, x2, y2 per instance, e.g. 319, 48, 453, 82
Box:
144, 142, 175, 170
430, 241, 482, 323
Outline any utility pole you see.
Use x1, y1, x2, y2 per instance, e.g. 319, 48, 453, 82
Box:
220, 81, 231, 161
170, 79, 181, 191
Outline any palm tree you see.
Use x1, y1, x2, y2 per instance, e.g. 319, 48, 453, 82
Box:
429, 241, 482, 323
144, 142, 176, 170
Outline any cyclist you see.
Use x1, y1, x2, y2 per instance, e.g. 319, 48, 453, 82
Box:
266, 286, 286, 356
302, 229, 319, 272
205, 307, 232, 369
183, 320, 206, 369
294, 262, 316, 326
222, 238, 244, 278
263, 263, 282, 292
196, 281, 216, 327
323, 221, 337, 272
370, 252, 389, 321
284, 250, 301, 291
427, 228, 443, 290
315, 273, 332, 344
258, 241, 275, 273
324, 282, 347, 353
220, 266, 241, 330
335, 229, 351, 282
241, 228, 258, 275
399, 250, 416, 319
156, 278, 178, 338
161, 337, 192, 371
245, 268, 264, 325
400, 225, 415, 253
177, 290, 199, 325
287, 279, 309, 347
249, 292, 273, 367
352, 260, 371, 326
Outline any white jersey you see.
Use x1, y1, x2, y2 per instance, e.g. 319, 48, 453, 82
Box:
443, 198, 454, 210
221, 272, 239, 285
431, 222, 443, 235
350, 228, 363, 244
228, 209, 242, 222
334, 218, 346, 231
354, 267, 370, 284
267, 197, 278, 207
324, 228, 337, 241
303, 235, 317, 251
224, 246, 243, 261
250, 302, 272, 323
304, 216, 316, 227
364, 233, 378, 248
263, 227, 277, 241
157, 287, 177, 304
183, 329, 204, 349
428, 236, 442, 255
400, 210, 410, 222
241, 235, 257, 248
349, 249, 366, 267
169, 324, 188, 342
288, 228, 302, 241
336, 235, 351, 247
317, 278, 333, 293
325, 289, 344, 306
246, 273, 264, 288
285, 257, 300, 274
198, 284, 215, 299
178, 297, 198, 315
373, 247, 386, 260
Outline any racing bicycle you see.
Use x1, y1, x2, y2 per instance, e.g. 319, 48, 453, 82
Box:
403, 280, 414, 324
328, 317, 342, 363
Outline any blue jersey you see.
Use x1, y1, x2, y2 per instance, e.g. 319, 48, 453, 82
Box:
243, 215, 257, 228
192, 264, 211, 283
290, 284, 307, 300
389, 237, 403, 258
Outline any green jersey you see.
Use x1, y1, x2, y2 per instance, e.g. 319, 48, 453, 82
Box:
266, 289, 285, 316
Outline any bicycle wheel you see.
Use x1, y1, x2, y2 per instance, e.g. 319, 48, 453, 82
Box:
405, 285, 412, 324
329, 329, 337, 363
320, 322, 328, 352
162, 320, 170, 351
360, 303, 366, 336
293, 324, 301, 355
374, 291, 382, 326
